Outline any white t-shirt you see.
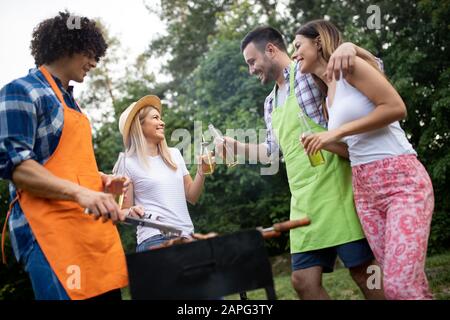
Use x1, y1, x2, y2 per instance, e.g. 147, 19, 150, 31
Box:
114, 148, 194, 245
327, 77, 416, 166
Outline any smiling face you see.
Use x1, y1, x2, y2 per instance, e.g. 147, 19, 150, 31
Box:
243, 42, 278, 85
60, 52, 98, 83
141, 107, 165, 143
292, 35, 321, 74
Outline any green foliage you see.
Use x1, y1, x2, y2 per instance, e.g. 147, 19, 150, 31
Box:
0, 180, 9, 216
174, 37, 291, 253
429, 210, 450, 255
146, 0, 279, 88
146, 0, 449, 255
226, 250, 450, 300
2, 0, 449, 299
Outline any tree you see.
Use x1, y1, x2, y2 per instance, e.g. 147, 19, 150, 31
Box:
144, 0, 449, 253
157, 2, 292, 253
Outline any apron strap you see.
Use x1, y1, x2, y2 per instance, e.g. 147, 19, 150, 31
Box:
289, 62, 296, 96
2, 195, 19, 265
273, 62, 297, 108
39, 66, 70, 109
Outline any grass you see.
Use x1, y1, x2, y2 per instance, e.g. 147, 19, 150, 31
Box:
225, 266, 363, 300
122, 250, 450, 300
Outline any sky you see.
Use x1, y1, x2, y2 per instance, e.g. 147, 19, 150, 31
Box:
0, 0, 166, 96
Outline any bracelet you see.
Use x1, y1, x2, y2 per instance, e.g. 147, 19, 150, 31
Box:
197, 171, 205, 178
127, 207, 134, 216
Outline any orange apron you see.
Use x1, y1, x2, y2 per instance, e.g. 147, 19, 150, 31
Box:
15, 66, 128, 299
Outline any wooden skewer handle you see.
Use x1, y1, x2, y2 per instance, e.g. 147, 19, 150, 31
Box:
262, 230, 282, 239
273, 217, 311, 232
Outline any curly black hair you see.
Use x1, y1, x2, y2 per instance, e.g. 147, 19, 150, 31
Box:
30, 11, 108, 66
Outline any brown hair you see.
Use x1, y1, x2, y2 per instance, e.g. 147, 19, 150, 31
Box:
296, 20, 382, 119
241, 26, 288, 53
295, 19, 380, 71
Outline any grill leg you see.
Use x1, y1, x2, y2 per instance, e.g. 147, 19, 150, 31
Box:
239, 292, 249, 300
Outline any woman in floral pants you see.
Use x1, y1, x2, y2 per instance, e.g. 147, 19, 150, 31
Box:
294, 19, 434, 299
352, 155, 434, 299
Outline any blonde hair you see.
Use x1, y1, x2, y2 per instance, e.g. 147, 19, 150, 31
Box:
126, 106, 177, 171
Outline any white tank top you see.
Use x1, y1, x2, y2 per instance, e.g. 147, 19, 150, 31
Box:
327, 77, 416, 166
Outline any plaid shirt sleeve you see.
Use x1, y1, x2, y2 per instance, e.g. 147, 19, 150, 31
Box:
0, 81, 38, 180
263, 90, 280, 157
294, 63, 327, 128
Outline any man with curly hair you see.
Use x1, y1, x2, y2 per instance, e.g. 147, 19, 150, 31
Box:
0, 11, 128, 300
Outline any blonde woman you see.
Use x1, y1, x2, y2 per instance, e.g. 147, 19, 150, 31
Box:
113, 95, 206, 252
292, 20, 434, 299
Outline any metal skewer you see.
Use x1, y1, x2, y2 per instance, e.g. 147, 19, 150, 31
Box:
84, 208, 182, 237
123, 216, 182, 237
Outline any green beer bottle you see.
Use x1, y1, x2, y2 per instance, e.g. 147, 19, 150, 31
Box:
298, 112, 325, 167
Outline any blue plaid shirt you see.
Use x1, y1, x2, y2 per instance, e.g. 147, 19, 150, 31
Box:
0, 68, 80, 262
264, 62, 326, 156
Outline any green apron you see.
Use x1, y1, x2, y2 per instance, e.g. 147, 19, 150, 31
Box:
271, 62, 365, 253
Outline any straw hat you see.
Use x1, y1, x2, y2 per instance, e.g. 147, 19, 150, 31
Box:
118, 95, 162, 146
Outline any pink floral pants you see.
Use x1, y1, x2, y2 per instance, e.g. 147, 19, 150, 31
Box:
352, 154, 434, 300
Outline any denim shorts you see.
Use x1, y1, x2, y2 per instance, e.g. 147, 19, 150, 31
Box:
291, 238, 374, 273
136, 234, 179, 252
